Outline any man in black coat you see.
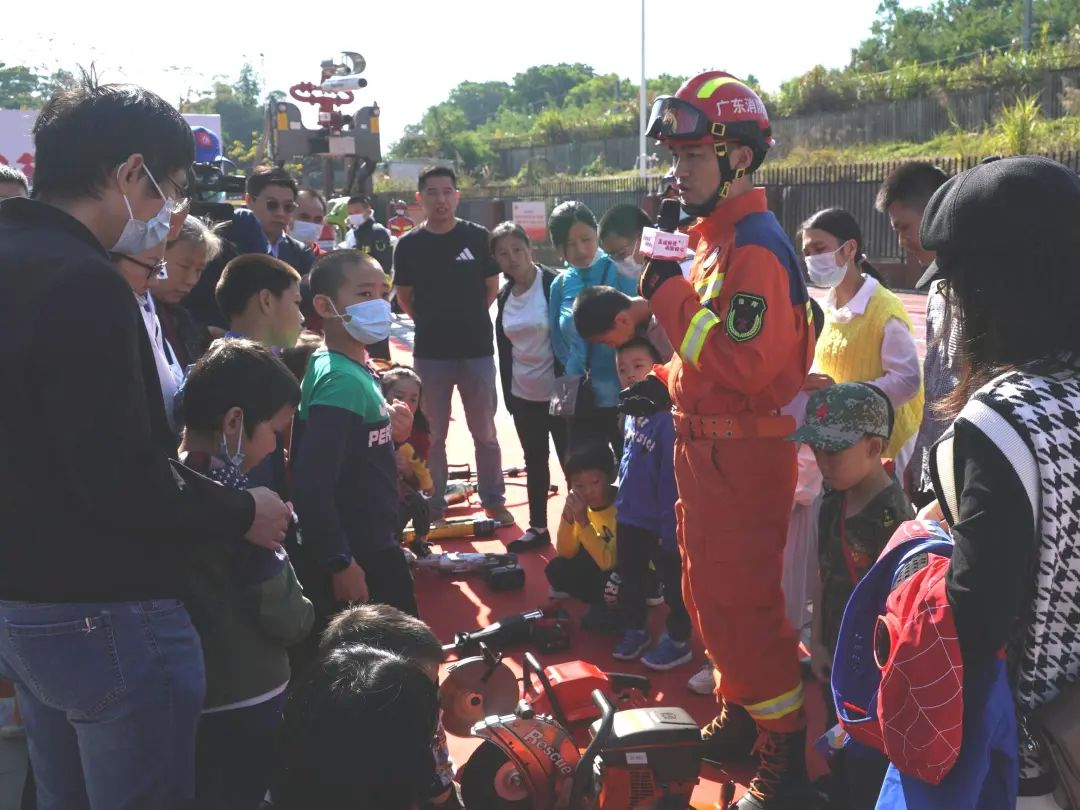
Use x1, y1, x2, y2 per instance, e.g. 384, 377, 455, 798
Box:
0, 78, 289, 807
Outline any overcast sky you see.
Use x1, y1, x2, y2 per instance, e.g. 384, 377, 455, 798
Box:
2, 0, 894, 147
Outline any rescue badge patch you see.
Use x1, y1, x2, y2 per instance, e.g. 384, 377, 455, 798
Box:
726, 292, 767, 342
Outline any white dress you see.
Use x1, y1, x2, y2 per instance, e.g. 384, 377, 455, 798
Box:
781, 390, 822, 635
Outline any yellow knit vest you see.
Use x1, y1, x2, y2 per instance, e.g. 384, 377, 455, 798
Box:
815, 284, 924, 459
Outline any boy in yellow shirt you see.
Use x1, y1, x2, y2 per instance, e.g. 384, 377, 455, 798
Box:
545, 444, 621, 633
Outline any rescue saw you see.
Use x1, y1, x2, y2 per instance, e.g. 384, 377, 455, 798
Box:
442, 645, 700, 808
458, 688, 704, 810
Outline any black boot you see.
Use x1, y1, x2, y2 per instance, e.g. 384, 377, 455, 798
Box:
733, 728, 815, 810
701, 700, 758, 764
507, 527, 551, 553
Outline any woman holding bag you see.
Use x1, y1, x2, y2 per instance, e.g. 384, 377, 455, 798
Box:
547, 201, 638, 460
493, 222, 568, 553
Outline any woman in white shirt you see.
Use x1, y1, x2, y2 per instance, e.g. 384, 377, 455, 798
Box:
801, 207, 924, 482
113, 244, 185, 436
493, 222, 567, 553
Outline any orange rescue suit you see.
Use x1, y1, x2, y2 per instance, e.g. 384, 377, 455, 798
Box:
649, 188, 815, 732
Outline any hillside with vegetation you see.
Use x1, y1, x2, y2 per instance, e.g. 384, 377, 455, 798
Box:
389, 0, 1080, 177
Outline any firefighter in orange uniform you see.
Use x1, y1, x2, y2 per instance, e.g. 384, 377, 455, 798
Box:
386, 199, 416, 239
623, 72, 816, 809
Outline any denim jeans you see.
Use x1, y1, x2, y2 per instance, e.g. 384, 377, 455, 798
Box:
413, 356, 505, 518
0, 599, 206, 810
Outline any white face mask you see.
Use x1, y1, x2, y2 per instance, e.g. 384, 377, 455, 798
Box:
291, 220, 322, 244
347, 213, 369, 228
805, 246, 849, 288
614, 255, 643, 279
111, 164, 174, 255
330, 299, 392, 345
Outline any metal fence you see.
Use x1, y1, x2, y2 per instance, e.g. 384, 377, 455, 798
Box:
497, 137, 647, 178
760, 151, 1080, 260
375, 151, 1080, 263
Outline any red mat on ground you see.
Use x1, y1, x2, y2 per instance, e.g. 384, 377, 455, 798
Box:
389, 330, 830, 808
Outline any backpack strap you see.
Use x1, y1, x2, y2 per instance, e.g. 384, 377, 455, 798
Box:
934, 397, 1039, 533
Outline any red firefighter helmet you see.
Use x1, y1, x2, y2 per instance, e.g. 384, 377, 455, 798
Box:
647, 71, 774, 167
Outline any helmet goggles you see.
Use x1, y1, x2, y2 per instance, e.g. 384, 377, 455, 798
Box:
646, 96, 726, 142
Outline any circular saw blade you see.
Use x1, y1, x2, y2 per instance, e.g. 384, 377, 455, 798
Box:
440, 656, 519, 737
460, 740, 534, 810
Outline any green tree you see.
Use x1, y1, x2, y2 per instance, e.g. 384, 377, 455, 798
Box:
0, 64, 44, 109
646, 73, 687, 97
447, 81, 511, 128
388, 65, 682, 173
565, 73, 635, 107
234, 62, 261, 108
852, 0, 1080, 70
180, 64, 284, 173
509, 63, 595, 111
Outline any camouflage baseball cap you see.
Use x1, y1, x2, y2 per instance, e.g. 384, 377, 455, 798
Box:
788, 383, 891, 451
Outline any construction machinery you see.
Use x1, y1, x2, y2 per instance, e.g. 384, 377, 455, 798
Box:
266, 51, 381, 196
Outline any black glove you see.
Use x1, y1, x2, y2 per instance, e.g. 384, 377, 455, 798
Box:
618, 375, 671, 417
638, 257, 683, 300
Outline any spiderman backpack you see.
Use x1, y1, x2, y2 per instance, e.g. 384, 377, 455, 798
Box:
832, 520, 1018, 809
832, 519, 960, 781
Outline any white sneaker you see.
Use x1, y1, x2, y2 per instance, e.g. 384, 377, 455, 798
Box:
687, 660, 715, 695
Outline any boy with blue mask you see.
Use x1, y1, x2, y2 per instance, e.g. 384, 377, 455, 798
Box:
178, 338, 314, 809
293, 250, 418, 626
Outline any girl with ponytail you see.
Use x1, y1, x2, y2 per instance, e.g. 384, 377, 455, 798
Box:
800, 207, 924, 481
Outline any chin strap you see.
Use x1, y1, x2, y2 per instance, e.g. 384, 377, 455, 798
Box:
682, 142, 747, 219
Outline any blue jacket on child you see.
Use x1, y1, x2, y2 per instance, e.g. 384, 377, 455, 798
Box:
615, 412, 677, 551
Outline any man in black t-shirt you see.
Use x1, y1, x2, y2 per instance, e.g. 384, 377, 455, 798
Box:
393, 166, 509, 523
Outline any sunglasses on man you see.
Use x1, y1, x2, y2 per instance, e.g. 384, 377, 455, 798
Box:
264, 200, 298, 214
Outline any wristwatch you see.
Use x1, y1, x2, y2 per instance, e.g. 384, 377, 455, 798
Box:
327, 555, 352, 574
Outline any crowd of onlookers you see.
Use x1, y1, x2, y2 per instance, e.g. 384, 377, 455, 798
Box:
0, 72, 1078, 810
